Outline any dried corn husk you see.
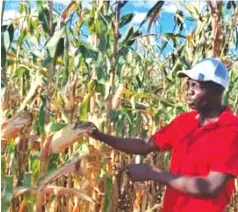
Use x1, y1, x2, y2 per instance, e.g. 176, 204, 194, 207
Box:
50, 121, 96, 153
38, 149, 112, 187
37, 157, 80, 186
112, 83, 126, 110
1, 112, 33, 141
14, 185, 95, 203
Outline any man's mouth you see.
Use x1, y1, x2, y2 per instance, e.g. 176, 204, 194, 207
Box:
187, 97, 194, 104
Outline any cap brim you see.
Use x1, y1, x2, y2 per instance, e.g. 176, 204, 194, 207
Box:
177, 70, 193, 79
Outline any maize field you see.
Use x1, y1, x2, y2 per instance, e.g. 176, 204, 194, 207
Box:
1, 1, 238, 211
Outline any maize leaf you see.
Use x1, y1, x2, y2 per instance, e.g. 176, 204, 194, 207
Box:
41, 185, 96, 203
13, 185, 95, 203
38, 149, 112, 187
37, 157, 82, 186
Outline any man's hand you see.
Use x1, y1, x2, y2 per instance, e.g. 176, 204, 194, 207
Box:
120, 163, 156, 182
86, 122, 100, 139
86, 125, 156, 155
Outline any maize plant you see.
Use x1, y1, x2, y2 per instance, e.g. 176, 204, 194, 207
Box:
1, 0, 238, 211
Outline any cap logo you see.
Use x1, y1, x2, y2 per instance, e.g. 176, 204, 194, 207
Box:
214, 65, 226, 79
198, 73, 205, 81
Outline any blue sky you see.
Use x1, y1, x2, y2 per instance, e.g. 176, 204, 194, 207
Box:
3, 0, 199, 33
3, 1, 202, 55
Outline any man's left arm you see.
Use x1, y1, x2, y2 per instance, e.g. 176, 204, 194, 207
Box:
149, 169, 233, 197
122, 164, 233, 198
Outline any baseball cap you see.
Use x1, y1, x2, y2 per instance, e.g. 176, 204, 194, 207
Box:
177, 58, 229, 89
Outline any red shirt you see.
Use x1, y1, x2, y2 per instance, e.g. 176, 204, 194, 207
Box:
152, 107, 238, 212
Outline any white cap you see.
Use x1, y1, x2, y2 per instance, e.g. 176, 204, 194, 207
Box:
177, 58, 229, 89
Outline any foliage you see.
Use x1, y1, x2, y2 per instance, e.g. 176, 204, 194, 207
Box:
1, 0, 237, 211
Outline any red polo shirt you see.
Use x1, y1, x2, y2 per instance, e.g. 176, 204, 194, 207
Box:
152, 107, 238, 212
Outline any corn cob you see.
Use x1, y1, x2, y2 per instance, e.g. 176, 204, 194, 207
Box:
1, 112, 33, 141
50, 121, 96, 153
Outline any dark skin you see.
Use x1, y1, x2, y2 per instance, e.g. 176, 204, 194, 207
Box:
89, 78, 233, 198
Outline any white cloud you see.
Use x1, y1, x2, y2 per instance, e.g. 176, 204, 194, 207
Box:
162, 2, 178, 13
82, 1, 92, 9
2, 9, 19, 25
53, 0, 71, 4
130, 0, 157, 9
53, 0, 91, 9
2, 9, 38, 26
3, 9, 18, 20
132, 12, 147, 24
131, 0, 206, 15
190, 1, 206, 12
162, 1, 206, 15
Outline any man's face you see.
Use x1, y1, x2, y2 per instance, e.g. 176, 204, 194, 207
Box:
186, 79, 211, 110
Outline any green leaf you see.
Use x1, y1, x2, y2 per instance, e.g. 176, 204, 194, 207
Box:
76, 42, 99, 63
122, 26, 134, 43
223, 91, 229, 106
13, 67, 26, 78
48, 153, 59, 170
174, 10, 184, 31
29, 152, 40, 182
19, 2, 24, 13
120, 13, 134, 28
17, 29, 28, 45
1, 156, 6, 177
37, 1, 50, 34
79, 94, 90, 120
7, 139, 15, 154
98, 34, 108, 53
103, 175, 113, 212
139, 1, 164, 31
164, 151, 171, 169
1, 36, 6, 68
38, 96, 46, 135
19, 2, 30, 14
1, 175, 13, 211
55, 38, 65, 58
8, 24, 14, 42
28, 16, 34, 34
62, 29, 69, 87
236, 27, 238, 50
3, 30, 10, 50
115, 119, 124, 134
46, 27, 65, 58
96, 66, 108, 82
96, 13, 111, 53
110, 110, 118, 122
121, 26, 141, 47
50, 123, 67, 132
163, 33, 186, 39
23, 173, 32, 187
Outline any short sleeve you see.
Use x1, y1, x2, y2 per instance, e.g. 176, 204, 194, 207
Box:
209, 127, 238, 177
152, 116, 181, 151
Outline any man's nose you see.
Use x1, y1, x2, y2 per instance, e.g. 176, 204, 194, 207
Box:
187, 87, 194, 95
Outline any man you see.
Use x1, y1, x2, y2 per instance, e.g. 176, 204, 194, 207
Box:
89, 58, 238, 212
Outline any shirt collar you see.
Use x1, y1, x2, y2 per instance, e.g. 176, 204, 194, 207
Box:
194, 106, 234, 126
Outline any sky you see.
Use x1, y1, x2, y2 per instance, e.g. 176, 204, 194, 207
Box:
2, 0, 206, 55
3, 0, 203, 32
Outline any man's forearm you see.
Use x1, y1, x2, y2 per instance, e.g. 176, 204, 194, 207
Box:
92, 131, 153, 155
150, 168, 220, 197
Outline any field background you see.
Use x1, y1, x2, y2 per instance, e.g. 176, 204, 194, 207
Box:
1, 1, 238, 211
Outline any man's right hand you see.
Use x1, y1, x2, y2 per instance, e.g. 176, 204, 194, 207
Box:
86, 124, 156, 155
87, 122, 100, 140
